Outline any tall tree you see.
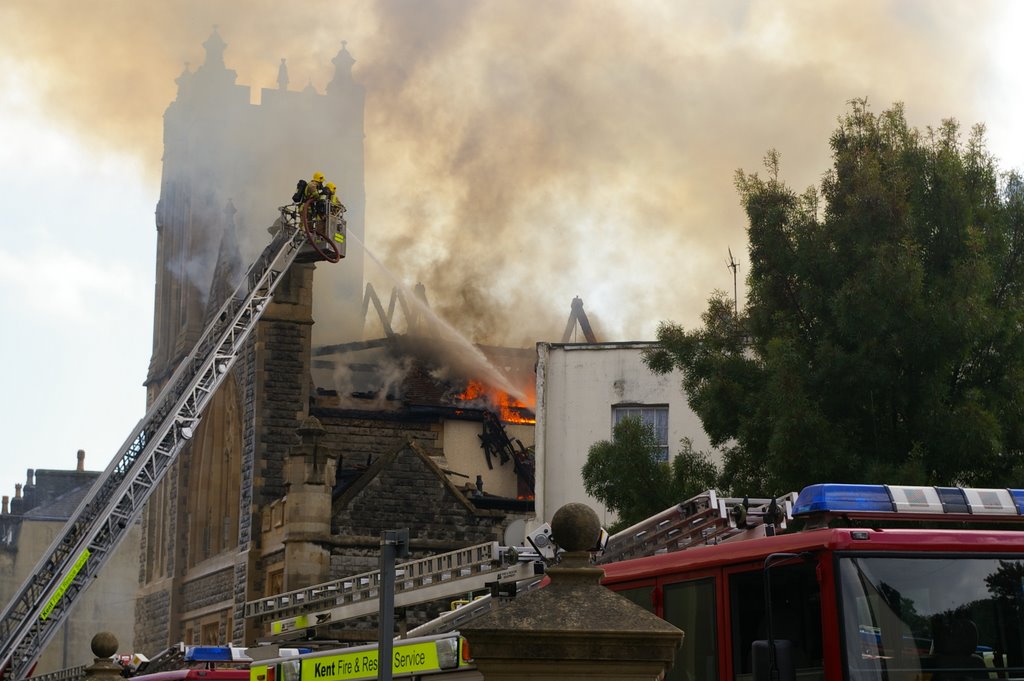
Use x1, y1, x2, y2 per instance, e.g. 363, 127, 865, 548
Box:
644, 100, 1024, 495
583, 417, 719, 531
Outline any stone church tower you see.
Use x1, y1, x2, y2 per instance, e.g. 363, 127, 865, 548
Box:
136, 28, 366, 650
147, 28, 365, 387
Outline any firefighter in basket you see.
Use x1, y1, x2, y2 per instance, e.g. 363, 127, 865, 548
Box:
304, 171, 326, 202
323, 182, 347, 251
324, 182, 347, 217
289, 171, 329, 236
291, 171, 325, 205
306, 171, 329, 230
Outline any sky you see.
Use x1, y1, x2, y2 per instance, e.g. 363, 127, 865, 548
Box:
0, 0, 1022, 503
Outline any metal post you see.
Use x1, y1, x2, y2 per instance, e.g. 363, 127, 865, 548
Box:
378, 529, 409, 681
727, 247, 739, 317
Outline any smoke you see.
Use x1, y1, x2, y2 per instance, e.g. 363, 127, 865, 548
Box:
0, 0, 1006, 345
331, 352, 413, 410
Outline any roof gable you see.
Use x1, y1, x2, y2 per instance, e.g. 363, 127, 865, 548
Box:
332, 439, 502, 542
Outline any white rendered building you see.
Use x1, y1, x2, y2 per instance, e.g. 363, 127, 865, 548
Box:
534, 341, 718, 527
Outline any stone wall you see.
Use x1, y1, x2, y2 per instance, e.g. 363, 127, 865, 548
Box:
236, 263, 314, 642
181, 568, 234, 612
134, 590, 170, 656
330, 443, 504, 577
253, 265, 315, 508
239, 341, 258, 549
314, 411, 443, 461
234, 348, 257, 644
134, 460, 179, 652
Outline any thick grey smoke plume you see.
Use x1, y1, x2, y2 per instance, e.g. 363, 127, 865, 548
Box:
0, 0, 1004, 346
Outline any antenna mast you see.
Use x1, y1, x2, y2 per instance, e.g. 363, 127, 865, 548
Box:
727, 248, 739, 316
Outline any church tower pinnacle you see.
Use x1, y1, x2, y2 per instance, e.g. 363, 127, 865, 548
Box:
202, 26, 227, 69
327, 41, 357, 97
277, 58, 289, 90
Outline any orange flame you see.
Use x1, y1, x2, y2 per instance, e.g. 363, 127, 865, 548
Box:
458, 380, 488, 402
498, 393, 535, 425
455, 380, 536, 425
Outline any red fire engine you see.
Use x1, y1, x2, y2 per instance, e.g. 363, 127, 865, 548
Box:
125, 645, 264, 681
600, 483, 1024, 681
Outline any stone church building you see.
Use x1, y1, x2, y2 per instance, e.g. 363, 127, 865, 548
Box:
135, 30, 534, 653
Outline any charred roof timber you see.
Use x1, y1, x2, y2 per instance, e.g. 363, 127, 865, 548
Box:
562, 296, 597, 343
361, 282, 435, 338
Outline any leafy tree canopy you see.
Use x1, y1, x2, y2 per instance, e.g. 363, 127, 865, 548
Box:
644, 100, 1024, 496
582, 417, 718, 532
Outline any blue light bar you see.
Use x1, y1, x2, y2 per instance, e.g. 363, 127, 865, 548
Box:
184, 646, 251, 663
935, 487, 970, 514
1012, 490, 1024, 515
793, 483, 1024, 518
962, 488, 1017, 515
793, 484, 893, 515
888, 485, 944, 513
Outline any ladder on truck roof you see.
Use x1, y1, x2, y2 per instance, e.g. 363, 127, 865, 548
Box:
406, 490, 795, 639
244, 541, 544, 638
596, 489, 797, 564
245, 490, 795, 640
0, 208, 339, 680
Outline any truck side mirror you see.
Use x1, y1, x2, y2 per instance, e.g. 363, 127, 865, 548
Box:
752, 639, 795, 681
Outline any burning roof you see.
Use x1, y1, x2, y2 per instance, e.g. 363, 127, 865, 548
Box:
311, 334, 535, 424
452, 379, 534, 425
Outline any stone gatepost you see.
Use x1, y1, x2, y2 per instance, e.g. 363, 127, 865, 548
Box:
461, 503, 684, 680
282, 416, 339, 590
83, 632, 122, 681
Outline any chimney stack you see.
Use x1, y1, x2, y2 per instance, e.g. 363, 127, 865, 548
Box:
11, 484, 24, 515
2, 496, 8, 514
78, 449, 86, 472
26, 469, 34, 487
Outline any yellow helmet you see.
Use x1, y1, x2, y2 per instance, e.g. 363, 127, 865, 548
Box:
325, 182, 336, 193
312, 171, 325, 183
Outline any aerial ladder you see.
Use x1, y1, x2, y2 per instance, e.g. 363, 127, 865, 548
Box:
0, 200, 344, 681
244, 541, 547, 638
244, 490, 796, 641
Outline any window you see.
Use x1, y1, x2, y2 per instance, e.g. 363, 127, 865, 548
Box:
613, 405, 669, 461
618, 586, 655, 613
186, 379, 242, 567
266, 567, 284, 597
200, 620, 220, 645
663, 578, 718, 681
144, 482, 169, 582
838, 556, 1024, 681
729, 562, 823, 681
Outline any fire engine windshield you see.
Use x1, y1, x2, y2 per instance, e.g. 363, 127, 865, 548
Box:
838, 555, 1024, 681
